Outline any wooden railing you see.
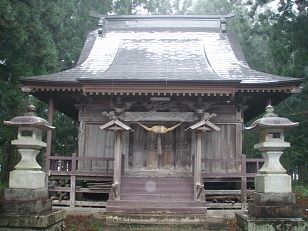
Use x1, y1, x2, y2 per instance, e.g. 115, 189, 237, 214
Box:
201, 155, 264, 209
246, 157, 265, 177
48, 153, 114, 177
47, 153, 115, 207
47, 153, 264, 208
202, 154, 264, 178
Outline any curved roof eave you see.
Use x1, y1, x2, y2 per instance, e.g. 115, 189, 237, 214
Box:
21, 16, 303, 89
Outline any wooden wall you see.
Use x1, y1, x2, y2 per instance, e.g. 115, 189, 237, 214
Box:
77, 102, 242, 173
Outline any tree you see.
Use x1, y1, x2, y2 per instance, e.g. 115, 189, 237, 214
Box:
246, 0, 308, 183
113, 0, 193, 15
192, 0, 308, 182
0, 0, 112, 183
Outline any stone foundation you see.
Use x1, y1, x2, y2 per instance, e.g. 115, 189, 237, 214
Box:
248, 192, 300, 218
235, 212, 307, 231
0, 209, 66, 231
105, 213, 208, 230
3, 188, 51, 214
0, 188, 65, 231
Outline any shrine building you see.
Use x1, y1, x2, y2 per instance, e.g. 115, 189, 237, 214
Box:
20, 15, 302, 215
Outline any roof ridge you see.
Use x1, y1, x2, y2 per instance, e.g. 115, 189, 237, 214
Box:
104, 14, 235, 20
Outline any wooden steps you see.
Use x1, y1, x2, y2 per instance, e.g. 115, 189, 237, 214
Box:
106, 176, 207, 215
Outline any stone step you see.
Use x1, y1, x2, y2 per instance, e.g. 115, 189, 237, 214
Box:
106, 206, 207, 214
121, 184, 193, 190
108, 200, 206, 208
121, 176, 193, 183
120, 187, 193, 194
121, 181, 193, 186
121, 180, 193, 185
105, 213, 208, 230
120, 193, 193, 201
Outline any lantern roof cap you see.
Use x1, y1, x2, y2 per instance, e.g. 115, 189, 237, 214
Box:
4, 98, 54, 130
245, 105, 298, 130
4, 115, 54, 130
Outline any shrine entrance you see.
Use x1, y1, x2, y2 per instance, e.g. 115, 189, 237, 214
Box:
128, 123, 191, 173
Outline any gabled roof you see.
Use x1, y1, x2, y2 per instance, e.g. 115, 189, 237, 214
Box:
22, 15, 301, 89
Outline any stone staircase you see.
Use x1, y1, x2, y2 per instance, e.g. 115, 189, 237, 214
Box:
106, 176, 207, 214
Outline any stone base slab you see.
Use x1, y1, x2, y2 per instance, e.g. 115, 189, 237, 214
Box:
248, 203, 300, 218
105, 213, 208, 229
235, 212, 307, 231
4, 198, 52, 214
255, 174, 291, 193
252, 192, 296, 206
4, 188, 48, 201
9, 170, 46, 189
3, 188, 51, 214
0, 209, 66, 231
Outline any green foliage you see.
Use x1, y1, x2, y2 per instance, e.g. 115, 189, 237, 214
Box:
293, 183, 308, 199
242, 130, 262, 158
0, 182, 7, 189
112, 0, 193, 15
193, 0, 234, 15
239, 1, 308, 181
52, 113, 78, 156
65, 215, 104, 231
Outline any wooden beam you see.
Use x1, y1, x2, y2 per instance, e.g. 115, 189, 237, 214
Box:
206, 202, 241, 209
45, 97, 54, 174
123, 112, 195, 122
69, 175, 76, 208
52, 200, 107, 207
241, 154, 247, 209
113, 131, 122, 200
69, 153, 77, 208
194, 131, 203, 201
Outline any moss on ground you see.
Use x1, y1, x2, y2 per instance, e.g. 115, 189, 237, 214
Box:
64, 215, 104, 231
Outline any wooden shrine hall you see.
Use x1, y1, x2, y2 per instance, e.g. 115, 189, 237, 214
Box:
21, 15, 301, 215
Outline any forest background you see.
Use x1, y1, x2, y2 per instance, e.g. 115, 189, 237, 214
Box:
0, 0, 307, 185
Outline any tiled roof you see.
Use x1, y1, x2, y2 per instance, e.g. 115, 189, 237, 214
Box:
23, 15, 301, 86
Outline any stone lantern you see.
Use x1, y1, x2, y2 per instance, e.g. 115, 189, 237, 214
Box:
235, 105, 307, 231
246, 104, 298, 194
245, 104, 299, 218
4, 103, 54, 189
0, 100, 65, 231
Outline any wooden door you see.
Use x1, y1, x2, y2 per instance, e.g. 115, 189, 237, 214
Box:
128, 124, 191, 171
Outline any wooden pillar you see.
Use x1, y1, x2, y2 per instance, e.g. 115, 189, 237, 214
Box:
45, 97, 54, 173
194, 131, 203, 201
113, 130, 122, 200
241, 154, 247, 209
70, 153, 76, 207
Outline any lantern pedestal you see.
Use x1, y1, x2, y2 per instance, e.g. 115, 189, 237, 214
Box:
10, 170, 46, 189
9, 145, 46, 189
255, 174, 291, 193
249, 141, 297, 218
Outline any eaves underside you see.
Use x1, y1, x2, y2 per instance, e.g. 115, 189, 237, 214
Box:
22, 80, 300, 96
